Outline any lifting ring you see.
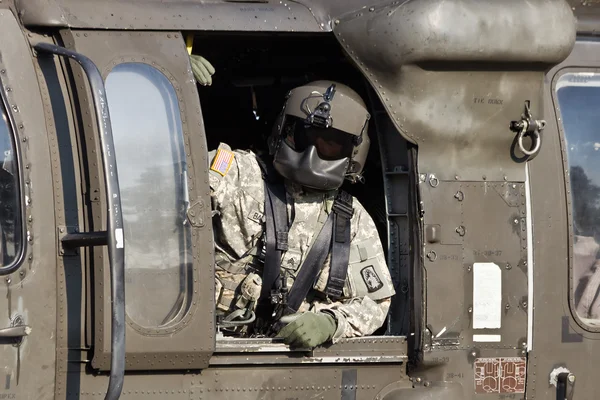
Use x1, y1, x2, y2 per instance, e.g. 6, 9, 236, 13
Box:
517, 123, 543, 157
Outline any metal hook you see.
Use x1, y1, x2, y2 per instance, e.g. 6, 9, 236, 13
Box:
517, 124, 543, 156
510, 100, 546, 158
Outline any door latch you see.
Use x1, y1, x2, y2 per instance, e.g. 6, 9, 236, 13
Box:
0, 315, 30, 346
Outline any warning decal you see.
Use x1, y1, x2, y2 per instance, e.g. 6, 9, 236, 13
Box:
474, 357, 526, 394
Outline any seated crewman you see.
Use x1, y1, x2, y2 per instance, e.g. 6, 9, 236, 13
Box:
194, 56, 395, 348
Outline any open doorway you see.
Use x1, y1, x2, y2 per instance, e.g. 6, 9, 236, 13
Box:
191, 32, 402, 342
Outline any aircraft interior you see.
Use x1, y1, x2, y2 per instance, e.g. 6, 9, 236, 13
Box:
192, 32, 408, 338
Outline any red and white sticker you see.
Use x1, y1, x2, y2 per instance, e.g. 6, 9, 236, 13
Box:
474, 357, 526, 394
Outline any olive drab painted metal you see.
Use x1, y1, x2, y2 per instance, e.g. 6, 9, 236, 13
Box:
331, 4, 575, 399
2, 0, 599, 399
0, 7, 58, 400
52, 29, 216, 372
526, 35, 600, 399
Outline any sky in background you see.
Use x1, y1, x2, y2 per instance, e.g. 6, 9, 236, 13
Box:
557, 81, 600, 187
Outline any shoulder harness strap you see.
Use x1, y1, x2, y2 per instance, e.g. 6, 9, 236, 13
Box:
255, 154, 289, 324
284, 190, 353, 315
326, 190, 353, 300
254, 150, 354, 321
284, 213, 334, 314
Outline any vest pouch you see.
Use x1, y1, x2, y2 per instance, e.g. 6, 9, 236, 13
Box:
312, 255, 351, 298
215, 269, 249, 313
216, 252, 259, 274
235, 272, 262, 309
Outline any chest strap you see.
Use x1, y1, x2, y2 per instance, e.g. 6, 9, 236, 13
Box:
255, 179, 289, 324
285, 190, 353, 314
326, 191, 353, 300
284, 212, 334, 314
255, 172, 353, 325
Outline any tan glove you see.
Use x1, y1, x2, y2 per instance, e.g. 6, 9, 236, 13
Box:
190, 54, 215, 86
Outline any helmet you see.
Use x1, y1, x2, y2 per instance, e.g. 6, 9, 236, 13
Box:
268, 80, 371, 191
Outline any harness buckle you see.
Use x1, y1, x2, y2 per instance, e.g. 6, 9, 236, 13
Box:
276, 231, 288, 251
270, 289, 287, 306
270, 274, 288, 306
332, 191, 353, 219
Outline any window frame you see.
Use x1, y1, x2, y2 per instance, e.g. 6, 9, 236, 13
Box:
552, 66, 600, 333
0, 77, 27, 275
58, 29, 215, 371
104, 60, 198, 336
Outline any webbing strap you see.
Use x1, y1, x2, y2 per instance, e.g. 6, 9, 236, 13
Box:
255, 180, 288, 321
283, 190, 353, 314
326, 191, 353, 300
284, 213, 334, 314
255, 172, 353, 322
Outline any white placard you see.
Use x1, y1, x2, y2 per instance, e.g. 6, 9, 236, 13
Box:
473, 334, 501, 342
473, 262, 502, 329
115, 228, 124, 249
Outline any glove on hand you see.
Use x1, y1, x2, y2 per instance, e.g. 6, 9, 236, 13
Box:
190, 54, 215, 86
276, 312, 336, 348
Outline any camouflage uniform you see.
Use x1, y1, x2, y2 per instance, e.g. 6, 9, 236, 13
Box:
209, 143, 395, 341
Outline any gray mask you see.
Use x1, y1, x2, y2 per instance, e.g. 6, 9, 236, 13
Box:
272, 142, 349, 191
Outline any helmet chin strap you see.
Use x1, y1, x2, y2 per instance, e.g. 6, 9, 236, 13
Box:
295, 183, 338, 195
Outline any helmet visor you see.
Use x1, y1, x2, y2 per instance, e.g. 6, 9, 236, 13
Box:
282, 116, 354, 161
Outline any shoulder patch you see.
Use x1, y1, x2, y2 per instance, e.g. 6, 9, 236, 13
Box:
210, 148, 235, 176
360, 265, 384, 293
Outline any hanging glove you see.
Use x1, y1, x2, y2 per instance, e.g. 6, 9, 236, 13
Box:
276, 312, 337, 348
190, 54, 215, 86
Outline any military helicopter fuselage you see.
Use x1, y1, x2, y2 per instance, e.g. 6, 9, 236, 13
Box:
0, 0, 595, 399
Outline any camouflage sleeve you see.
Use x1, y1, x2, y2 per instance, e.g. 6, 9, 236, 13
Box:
208, 142, 264, 209
315, 199, 395, 342
317, 297, 391, 342
208, 143, 238, 197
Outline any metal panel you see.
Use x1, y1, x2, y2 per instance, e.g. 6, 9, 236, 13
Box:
367, 88, 413, 337
422, 180, 528, 350
333, 0, 576, 181
209, 336, 408, 365
0, 10, 57, 400
325, 4, 575, 399
525, 39, 600, 399
16, 0, 323, 32
31, 29, 93, 399
17, 0, 595, 39
35, 41, 128, 400
57, 30, 215, 371
65, 363, 409, 400
566, 0, 600, 34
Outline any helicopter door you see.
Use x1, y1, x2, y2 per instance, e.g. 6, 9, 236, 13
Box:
0, 9, 59, 400
53, 29, 215, 372
525, 42, 600, 399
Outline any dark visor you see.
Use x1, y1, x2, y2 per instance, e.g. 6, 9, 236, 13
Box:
282, 116, 354, 161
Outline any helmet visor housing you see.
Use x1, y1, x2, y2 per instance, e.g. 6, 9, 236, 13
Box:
282, 116, 355, 161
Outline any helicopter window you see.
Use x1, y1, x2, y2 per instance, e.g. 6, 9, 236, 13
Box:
0, 99, 22, 268
556, 71, 600, 327
105, 63, 194, 329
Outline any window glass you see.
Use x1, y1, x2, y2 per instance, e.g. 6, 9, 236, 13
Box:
557, 72, 600, 327
0, 100, 21, 268
105, 63, 193, 329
